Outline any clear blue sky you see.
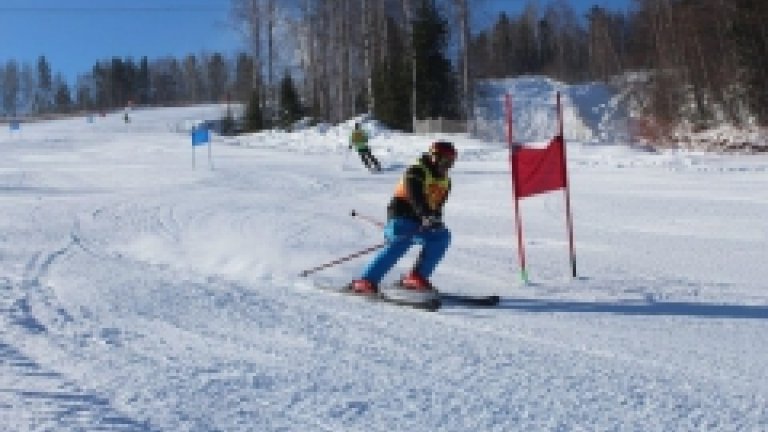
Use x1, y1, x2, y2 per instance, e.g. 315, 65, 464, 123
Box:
0, 0, 239, 83
0, 0, 631, 85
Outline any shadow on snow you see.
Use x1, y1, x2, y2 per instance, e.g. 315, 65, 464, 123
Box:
495, 297, 768, 320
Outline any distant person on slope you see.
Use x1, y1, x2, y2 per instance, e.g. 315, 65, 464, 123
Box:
349, 122, 381, 172
348, 141, 457, 295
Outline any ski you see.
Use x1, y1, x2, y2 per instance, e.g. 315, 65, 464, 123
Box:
301, 280, 498, 311
377, 294, 441, 312
386, 281, 500, 308
439, 293, 500, 307
307, 282, 441, 312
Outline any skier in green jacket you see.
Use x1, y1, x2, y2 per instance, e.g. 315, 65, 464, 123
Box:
349, 122, 381, 172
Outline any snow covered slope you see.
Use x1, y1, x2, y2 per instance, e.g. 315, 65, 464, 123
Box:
1, 79, 767, 431
474, 76, 630, 144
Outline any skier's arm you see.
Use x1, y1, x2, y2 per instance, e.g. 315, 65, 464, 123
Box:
433, 181, 451, 219
404, 167, 430, 218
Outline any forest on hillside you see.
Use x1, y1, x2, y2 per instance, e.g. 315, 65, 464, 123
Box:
1, 0, 766, 140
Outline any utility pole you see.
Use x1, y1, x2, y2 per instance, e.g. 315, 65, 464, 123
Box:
457, 0, 471, 122
268, 0, 275, 124
403, 0, 416, 130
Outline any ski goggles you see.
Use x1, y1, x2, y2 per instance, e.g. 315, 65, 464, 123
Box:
435, 155, 455, 170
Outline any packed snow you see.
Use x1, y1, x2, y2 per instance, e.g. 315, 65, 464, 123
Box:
1, 78, 767, 431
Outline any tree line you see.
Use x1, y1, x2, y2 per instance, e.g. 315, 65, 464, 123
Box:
471, 0, 767, 132
2, 0, 766, 136
232, 0, 766, 133
1, 53, 258, 116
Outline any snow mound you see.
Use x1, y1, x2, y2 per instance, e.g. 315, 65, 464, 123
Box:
473, 76, 629, 145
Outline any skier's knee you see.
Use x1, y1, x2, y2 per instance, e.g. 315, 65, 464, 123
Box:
431, 229, 451, 248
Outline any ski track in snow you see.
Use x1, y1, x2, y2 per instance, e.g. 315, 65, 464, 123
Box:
0, 84, 767, 431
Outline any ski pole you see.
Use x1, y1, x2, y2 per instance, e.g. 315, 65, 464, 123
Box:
350, 209, 385, 228
352, 209, 442, 235
299, 241, 387, 277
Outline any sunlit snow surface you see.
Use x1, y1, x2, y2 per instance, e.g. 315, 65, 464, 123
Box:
1, 78, 767, 431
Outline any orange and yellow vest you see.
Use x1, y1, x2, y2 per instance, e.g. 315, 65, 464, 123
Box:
393, 160, 450, 211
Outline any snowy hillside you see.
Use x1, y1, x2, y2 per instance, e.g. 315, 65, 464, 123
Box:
473, 75, 767, 153
474, 76, 630, 144
1, 78, 767, 431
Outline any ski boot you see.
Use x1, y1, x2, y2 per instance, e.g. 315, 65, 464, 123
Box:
399, 270, 435, 291
382, 271, 439, 304
348, 279, 378, 296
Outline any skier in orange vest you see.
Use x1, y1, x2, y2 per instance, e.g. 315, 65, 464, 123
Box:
348, 141, 457, 296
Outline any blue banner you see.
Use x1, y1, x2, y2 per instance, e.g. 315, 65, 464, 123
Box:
191, 126, 210, 146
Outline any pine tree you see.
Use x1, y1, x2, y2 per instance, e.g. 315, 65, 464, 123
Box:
234, 53, 255, 103
244, 87, 264, 132
208, 53, 228, 102
2, 61, 20, 116
372, 58, 412, 131
137, 57, 151, 105
730, 0, 768, 125
278, 71, 303, 129
411, 0, 459, 119
36, 56, 52, 114
53, 74, 72, 112
371, 17, 412, 131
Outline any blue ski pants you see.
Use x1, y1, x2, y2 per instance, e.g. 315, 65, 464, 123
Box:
360, 217, 451, 285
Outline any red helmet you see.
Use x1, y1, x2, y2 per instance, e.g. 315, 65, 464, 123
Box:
430, 140, 457, 160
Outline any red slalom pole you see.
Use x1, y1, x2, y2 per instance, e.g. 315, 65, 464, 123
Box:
506, 93, 528, 284
557, 92, 577, 278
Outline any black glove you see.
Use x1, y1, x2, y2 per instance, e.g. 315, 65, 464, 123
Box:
421, 214, 444, 230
